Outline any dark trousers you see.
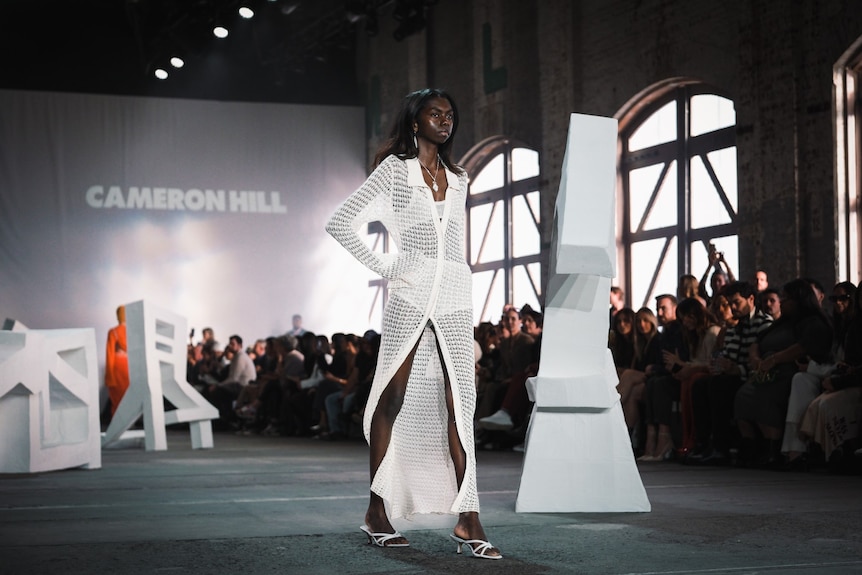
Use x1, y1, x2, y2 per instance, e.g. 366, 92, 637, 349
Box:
691, 374, 743, 453
644, 375, 680, 426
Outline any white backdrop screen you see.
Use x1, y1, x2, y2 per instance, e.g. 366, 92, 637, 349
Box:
0, 89, 378, 357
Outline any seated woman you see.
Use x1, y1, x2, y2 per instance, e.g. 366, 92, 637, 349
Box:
641, 298, 720, 461
797, 283, 862, 469
782, 281, 855, 467
609, 307, 636, 375
616, 307, 660, 441
735, 278, 832, 468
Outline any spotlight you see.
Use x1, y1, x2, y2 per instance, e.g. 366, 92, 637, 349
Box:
213, 25, 229, 38
170, 56, 184, 68
238, 6, 254, 18
154, 68, 168, 80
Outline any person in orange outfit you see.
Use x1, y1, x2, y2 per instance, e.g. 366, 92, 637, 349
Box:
105, 305, 130, 416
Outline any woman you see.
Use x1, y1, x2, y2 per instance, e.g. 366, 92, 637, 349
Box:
609, 307, 636, 374
659, 298, 721, 457
640, 298, 720, 461
784, 281, 857, 468
799, 284, 862, 466
736, 278, 832, 467
326, 89, 500, 559
616, 307, 660, 443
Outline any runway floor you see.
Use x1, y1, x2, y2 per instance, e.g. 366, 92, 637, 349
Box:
1, 429, 861, 575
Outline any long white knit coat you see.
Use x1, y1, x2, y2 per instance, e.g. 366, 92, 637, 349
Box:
325, 154, 479, 518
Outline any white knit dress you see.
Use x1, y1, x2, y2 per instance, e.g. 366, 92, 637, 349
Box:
325, 154, 479, 519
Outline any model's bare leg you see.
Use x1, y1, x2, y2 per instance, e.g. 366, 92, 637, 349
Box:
363, 338, 419, 544
436, 339, 501, 558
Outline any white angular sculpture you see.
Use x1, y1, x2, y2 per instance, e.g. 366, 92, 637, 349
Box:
0, 327, 102, 474
2, 318, 29, 331
101, 300, 218, 450
516, 114, 650, 512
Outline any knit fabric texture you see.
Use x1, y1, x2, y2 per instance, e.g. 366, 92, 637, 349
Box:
325, 155, 479, 518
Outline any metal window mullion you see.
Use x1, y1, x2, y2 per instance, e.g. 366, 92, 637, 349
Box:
504, 146, 513, 304
678, 87, 691, 276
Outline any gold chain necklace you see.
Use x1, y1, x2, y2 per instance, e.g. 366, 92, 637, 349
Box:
418, 155, 441, 192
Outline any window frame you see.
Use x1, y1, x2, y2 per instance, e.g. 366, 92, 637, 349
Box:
461, 136, 542, 322
618, 83, 738, 309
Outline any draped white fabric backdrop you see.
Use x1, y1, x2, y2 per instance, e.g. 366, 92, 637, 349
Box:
0, 90, 376, 364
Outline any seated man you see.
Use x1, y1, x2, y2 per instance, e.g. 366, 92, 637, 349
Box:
203, 334, 256, 428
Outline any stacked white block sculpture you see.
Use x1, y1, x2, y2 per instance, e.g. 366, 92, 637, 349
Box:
515, 114, 650, 512
0, 323, 102, 473
101, 300, 218, 451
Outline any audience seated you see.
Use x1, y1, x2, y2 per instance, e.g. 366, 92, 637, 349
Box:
660, 298, 721, 457
323, 331, 377, 441
639, 294, 687, 461
188, 261, 859, 483
798, 286, 862, 470
783, 281, 856, 469
735, 279, 832, 468
202, 334, 256, 430
616, 307, 660, 447
608, 307, 636, 375
688, 281, 772, 465
476, 305, 534, 421
477, 306, 543, 445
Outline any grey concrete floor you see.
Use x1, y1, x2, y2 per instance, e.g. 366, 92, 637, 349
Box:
1, 429, 861, 575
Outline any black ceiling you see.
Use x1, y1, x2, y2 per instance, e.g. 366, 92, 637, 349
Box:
0, 0, 417, 105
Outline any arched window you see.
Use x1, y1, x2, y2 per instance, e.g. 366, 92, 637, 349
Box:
461, 138, 542, 324
835, 37, 862, 283
619, 83, 738, 308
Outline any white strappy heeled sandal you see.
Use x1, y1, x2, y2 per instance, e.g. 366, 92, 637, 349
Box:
450, 533, 502, 560
360, 525, 410, 547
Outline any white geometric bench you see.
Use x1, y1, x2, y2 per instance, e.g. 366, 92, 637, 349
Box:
101, 300, 218, 451
0, 323, 102, 473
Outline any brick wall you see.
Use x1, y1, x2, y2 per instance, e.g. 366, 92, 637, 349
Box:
360, 0, 862, 298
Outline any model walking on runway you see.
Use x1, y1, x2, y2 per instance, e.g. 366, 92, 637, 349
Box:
326, 88, 501, 560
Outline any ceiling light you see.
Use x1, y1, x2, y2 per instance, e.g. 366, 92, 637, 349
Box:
238, 6, 254, 18
213, 26, 229, 38
170, 56, 184, 68
154, 68, 168, 80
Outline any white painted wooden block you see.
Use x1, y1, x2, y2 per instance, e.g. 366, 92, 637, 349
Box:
0, 328, 102, 474
516, 114, 650, 513
101, 300, 218, 451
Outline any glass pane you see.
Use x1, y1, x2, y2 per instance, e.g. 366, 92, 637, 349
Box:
690, 155, 732, 229
690, 235, 739, 295
707, 147, 738, 213
631, 236, 677, 310
690, 94, 736, 137
512, 192, 541, 258
470, 154, 504, 194
628, 161, 677, 232
512, 147, 539, 181
628, 101, 677, 152
513, 263, 541, 311
469, 200, 505, 265
472, 268, 504, 325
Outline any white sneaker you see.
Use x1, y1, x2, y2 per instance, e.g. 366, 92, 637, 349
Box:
479, 410, 514, 430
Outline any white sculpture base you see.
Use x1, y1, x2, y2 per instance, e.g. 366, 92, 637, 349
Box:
516, 376, 650, 512
101, 300, 217, 451
0, 327, 102, 474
